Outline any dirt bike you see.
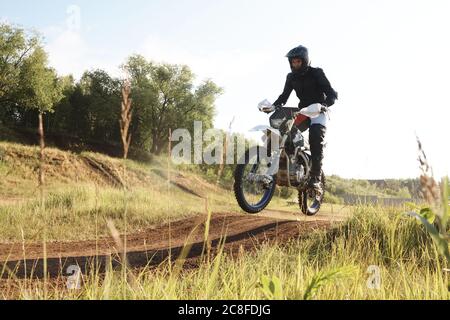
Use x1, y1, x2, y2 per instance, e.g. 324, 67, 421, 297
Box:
233, 100, 329, 216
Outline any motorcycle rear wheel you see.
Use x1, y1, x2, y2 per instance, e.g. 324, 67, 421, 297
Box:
298, 171, 326, 216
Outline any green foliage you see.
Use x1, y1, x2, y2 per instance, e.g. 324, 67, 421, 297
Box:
323, 192, 344, 204
17, 47, 63, 114
419, 207, 436, 224
326, 175, 417, 199
258, 275, 284, 300
406, 176, 450, 264
1, 24, 221, 158
407, 211, 450, 262
0, 23, 39, 105
122, 54, 223, 154
1, 23, 62, 130
48, 70, 122, 142
303, 266, 356, 300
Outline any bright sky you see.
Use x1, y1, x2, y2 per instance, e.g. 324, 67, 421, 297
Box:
1, 0, 449, 179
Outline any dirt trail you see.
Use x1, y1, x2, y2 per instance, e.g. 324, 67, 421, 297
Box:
0, 210, 345, 279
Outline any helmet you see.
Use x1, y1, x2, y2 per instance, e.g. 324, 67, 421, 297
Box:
286, 45, 310, 74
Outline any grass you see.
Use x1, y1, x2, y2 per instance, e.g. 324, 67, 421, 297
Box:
2, 204, 449, 300
0, 180, 348, 242
1, 140, 449, 300
0, 141, 348, 242
0, 141, 243, 242
0, 177, 246, 242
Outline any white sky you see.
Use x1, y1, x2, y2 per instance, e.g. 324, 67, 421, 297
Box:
1, 0, 449, 179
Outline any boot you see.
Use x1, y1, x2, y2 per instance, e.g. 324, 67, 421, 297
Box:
308, 175, 323, 195
308, 124, 326, 195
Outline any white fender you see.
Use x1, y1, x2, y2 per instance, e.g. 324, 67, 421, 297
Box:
249, 125, 281, 137
299, 103, 322, 119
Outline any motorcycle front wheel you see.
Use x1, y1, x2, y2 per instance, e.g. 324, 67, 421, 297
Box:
234, 146, 277, 214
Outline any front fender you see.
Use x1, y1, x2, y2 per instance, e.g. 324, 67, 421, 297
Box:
249, 125, 281, 137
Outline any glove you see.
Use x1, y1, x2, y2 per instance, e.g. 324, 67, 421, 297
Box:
273, 104, 282, 111
264, 104, 279, 113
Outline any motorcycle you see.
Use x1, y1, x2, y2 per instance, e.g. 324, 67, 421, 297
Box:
233, 100, 329, 216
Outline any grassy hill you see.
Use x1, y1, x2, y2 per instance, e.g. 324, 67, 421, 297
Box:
0, 141, 243, 242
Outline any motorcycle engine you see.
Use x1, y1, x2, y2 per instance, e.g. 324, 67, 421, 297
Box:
289, 159, 306, 187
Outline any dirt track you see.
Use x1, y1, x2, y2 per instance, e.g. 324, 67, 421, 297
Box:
0, 210, 346, 279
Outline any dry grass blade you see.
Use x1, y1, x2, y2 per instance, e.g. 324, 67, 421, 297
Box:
106, 219, 128, 267
416, 136, 441, 207
106, 219, 139, 289
119, 80, 133, 160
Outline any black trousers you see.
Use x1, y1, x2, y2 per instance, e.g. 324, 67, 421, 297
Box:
309, 124, 327, 178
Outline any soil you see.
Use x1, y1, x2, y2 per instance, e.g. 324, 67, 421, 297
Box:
0, 211, 342, 279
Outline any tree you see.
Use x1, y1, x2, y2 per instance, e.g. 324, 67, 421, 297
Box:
18, 47, 63, 113
18, 46, 63, 186
0, 24, 39, 102
0, 23, 40, 125
46, 75, 76, 133
1, 24, 223, 161
47, 70, 122, 143
123, 55, 223, 155
76, 70, 121, 142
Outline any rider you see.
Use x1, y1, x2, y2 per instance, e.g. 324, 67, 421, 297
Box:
272, 45, 338, 194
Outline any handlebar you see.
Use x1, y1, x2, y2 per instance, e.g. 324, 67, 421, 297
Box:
262, 104, 330, 117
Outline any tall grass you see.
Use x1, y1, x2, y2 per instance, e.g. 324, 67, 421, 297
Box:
3, 204, 448, 300
0, 183, 241, 242
1, 140, 448, 300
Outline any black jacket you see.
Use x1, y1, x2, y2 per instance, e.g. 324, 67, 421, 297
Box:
273, 67, 338, 109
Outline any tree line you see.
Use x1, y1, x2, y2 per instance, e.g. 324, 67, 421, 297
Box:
0, 23, 223, 157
